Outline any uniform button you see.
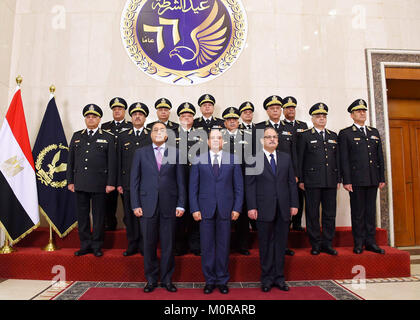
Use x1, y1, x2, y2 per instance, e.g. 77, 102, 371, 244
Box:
84, 167, 88, 170
326, 163, 329, 166
85, 159, 88, 162
86, 150, 89, 153
368, 145, 370, 148
136, 143, 139, 146
370, 160, 373, 164
87, 143, 90, 146
325, 148, 327, 151
326, 156, 328, 159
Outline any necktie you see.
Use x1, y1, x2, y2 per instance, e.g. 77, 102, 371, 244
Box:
136, 130, 140, 137
360, 127, 366, 136
205, 119, 211, 126
270, 154, 276, 174
247, 125, 252, 130
88, 130, 93, 138
155, 147, 162, 171
320, 130, 325, 141
274, 124, 279, 131
213, 154, 219, 177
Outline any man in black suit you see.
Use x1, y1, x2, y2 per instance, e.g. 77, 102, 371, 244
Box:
297, 103, 340, 256
130, 122, 186, 293
282, 96, 308, 232
67, 104, 117, 257
246, 127, 298, 292
101, 97, 132, 231
193, 94, 224, 135
256, 95, 297, 256
117, 102, 152, 256
338, 99, 386, 255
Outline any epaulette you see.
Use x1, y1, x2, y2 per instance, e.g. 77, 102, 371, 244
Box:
102, 129, 115, 136
311, 128, 315, 134
281, 120, 285, 126
367, 126, 372, 131
326, 129, 330, 135
128, 129, 133, 135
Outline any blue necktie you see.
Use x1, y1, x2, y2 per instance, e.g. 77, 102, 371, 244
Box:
213, 154, 219, 177
270, 154, 276, 174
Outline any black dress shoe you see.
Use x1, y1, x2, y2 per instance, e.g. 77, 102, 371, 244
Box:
365, 244, 385, 254
238, 249, 250, 256
321, 246, 338, 256
203, 284, 215, 294
105, 225, 117, 231
311, 248, 320, 255
161, 283, 177, 292
261, 285, 271, 292
273, 282, 289, 291
93, 249, 103, 257
74, 249, 92, 256
285, 248, 295, 256
218, 284, 229, 294
292, 226, 305, 232
353, 247, 364, 254
191, 250, 201, 256
123, 249, 138, 256
144, 283, 158, 293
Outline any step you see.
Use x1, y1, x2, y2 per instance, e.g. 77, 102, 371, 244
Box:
0, 246, 410, 282
16, 227, 389, 249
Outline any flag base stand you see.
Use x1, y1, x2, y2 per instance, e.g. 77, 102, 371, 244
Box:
0, 239, 16, 254
41, 225, 59, 252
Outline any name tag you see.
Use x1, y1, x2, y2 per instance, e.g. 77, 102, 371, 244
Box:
282, 131, 292, 136
96, 139, 108, 143
74, 140, 80, 143
328, 139, 337, 144
371, 136, 379, 140
297, 129, 304, 133
124, 142, 131, 146
310, 140, 318, 144
354, 138, 361, 141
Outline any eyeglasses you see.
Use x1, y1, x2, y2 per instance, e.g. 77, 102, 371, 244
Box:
264, 135, 278, 140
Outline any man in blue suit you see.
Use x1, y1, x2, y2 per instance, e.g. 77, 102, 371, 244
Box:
246, 127, 298, 292
189, 129, 244, 294
130, 122, 186, 293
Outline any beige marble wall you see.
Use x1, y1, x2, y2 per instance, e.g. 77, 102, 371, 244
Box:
1, 0, 420, 227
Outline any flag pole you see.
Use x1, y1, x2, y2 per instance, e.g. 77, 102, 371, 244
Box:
41, 85, 60, 252
0, 76, 24, 254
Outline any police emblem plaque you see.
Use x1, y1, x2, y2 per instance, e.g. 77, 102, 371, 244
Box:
121, 0, 248, 85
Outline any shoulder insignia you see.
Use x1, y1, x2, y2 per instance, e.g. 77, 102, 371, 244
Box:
311, 128, 315, 134
128, 129, 133, 135
81, 129, 86, 135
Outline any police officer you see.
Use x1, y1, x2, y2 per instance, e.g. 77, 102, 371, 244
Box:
146, 98, 179, 132
282, 96, 308, 232
239, 101, 256, 131
174, 103, 203, 256
221, 107, 251, 255
193, 94, 224, 135
117, 102, 152, 256
256, 96, 297, 256
67, 104, 117, 257
297, 103, 340, 255
101, 97, 132, 231
338, 99, 386, 255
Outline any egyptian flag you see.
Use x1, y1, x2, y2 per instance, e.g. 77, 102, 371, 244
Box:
32, 94, 77, 238
0, 87, 39, 244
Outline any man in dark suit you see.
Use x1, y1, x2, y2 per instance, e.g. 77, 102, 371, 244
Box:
246, 127, 298, 292
256, 95, 297, 256
338, 99, 386, 255
117, 103, 152, 256
297, 103, 340, 256
101, 97, 132, 231
67, 104, 117, 257
130, 122, 186, 293
193, 94, 224, 135
282, 96, 308, 232
189, 129, 244, 294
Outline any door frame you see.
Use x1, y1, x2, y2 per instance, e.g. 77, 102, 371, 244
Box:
366, 49, 420, 247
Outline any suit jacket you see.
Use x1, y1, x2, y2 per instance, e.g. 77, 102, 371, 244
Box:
189, 152, 244, 220
338, 124, 385, 186
117, 127, 152, 190
297, 128, 341, 188
245, 151, 298, 222
67, 128, 117, 193
130, 144, 186, 218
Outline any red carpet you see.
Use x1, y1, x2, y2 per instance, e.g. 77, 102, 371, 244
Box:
79, 286, 336, 300
0, 227, 411, 282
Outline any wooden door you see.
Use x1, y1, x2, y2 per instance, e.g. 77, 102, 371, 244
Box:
389, 119, 420, 246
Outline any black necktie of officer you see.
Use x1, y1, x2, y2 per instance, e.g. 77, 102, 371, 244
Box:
136, 130, 140, 137
360, 127, 366, 136
213, 154, 219, 177
274, 123, 279, 131
320, 130, 325, 141
88, 130, 93, 138
206, 119, 211, 126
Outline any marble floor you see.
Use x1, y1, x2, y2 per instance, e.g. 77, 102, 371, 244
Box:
0, 248, 418, 301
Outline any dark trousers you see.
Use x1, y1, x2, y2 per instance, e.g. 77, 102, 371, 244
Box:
141, 207, 176, 285
291, 188, 305, 228
75, 191, 106, 250
105, 189, 119, 229
232, 204, 250, 251
122, 190, 143, 253
256, 211, 289, 286
304, 187, 337, 249
349, 186, 378, 248
175, 205, 200, 254
200, 209, 231, 285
